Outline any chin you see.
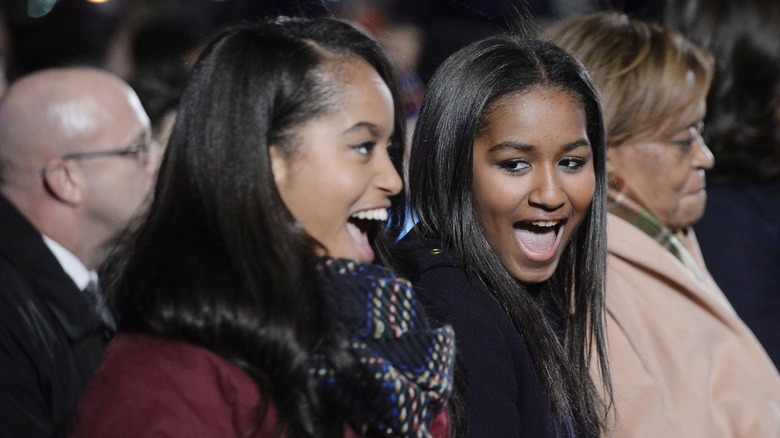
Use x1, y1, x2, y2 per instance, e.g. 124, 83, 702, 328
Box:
510, 262, 559, 285
670, 212, 705, 231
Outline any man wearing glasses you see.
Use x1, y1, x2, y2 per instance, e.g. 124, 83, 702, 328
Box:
0, 67, 161, 436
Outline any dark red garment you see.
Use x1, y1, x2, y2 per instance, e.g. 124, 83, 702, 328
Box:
69, 333, 450, 437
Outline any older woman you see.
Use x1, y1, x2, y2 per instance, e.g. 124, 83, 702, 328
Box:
665, 0, 780, 369
545, 12, 780, 436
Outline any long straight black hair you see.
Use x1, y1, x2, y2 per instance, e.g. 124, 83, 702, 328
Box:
113, 17, 406, 437
392, 34, 610, 435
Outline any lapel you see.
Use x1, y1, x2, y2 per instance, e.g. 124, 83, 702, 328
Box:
0, 194, 103, 339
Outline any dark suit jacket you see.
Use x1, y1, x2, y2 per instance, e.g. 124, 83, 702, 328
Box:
0, 194, 111, 437
396, 230, 568, 437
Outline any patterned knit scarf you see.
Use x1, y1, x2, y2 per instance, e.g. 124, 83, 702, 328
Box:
608, 173, 704, 281
313, 258, 455, 437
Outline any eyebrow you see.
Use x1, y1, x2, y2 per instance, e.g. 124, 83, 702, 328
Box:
488, 138, 591, 153
343, 121, 382, 137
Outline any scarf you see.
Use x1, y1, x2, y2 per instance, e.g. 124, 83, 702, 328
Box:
314, 257, 455, 437
608, 173, 704, 281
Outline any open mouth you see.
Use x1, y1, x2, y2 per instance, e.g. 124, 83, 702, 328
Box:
514, 220, 565, 254
345, 208, 388, 261
348, 207, 388, 234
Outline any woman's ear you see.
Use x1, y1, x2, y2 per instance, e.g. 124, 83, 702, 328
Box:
40, 159, 83, 206
269, 144, 288, 189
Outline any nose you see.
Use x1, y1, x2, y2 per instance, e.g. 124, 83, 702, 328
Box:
376, 148, 403, 196
692, 136, 715, 170
528, 165, 566, 211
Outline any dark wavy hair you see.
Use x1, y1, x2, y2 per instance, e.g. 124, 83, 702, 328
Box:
665, 0, 780, 183
113, 17, 405, 437
390, 34, 610, 435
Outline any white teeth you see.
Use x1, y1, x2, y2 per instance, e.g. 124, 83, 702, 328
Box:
351, 208, 388, 221
530, 220, 559, 227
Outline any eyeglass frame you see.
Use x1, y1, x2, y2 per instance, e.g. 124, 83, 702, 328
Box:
665, 121, 705, 154
36, 135, 158, 177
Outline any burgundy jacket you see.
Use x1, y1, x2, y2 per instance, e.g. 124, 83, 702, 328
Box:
69, 333, 450, 437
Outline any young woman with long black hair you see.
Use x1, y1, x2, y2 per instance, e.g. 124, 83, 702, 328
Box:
393, 34, 610, 436
70, 17, 454, 438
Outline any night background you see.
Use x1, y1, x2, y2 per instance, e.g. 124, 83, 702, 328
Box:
0, 0, 661, 84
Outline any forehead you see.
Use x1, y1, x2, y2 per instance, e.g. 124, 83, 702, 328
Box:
668, 98, 706, 132
480, 86, 586, 137
286, 55, 394, 154
312, 56, 393, 124
70, 86, 150, 152
322, 55, 387, 100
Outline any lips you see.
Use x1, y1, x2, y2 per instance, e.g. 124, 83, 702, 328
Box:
513, 219, 565, 264
346, 207, 389, 262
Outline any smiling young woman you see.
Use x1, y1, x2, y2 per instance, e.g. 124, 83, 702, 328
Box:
392, 34, 610, 437
471, 86, 595, 285
68, 17, 455, 438
270, 55, 402, 264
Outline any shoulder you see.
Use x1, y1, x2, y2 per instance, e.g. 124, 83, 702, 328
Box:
395, 231, 463, 277
394, 233, 554, 435
70, 333, 272, 437
0, 201, 102, 340
0, 252, 97, 362
396, 232, 499, 320
395, 230, 521, 358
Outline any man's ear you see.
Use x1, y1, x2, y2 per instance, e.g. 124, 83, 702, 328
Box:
40, 159, 83, 205
269, 145, 288, 189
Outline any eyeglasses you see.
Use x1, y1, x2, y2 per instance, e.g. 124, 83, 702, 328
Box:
667, 121, 705, 154
37, 136, 158, 177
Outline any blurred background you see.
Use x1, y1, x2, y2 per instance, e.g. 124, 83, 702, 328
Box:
0, 0, 660, 82
0, 0, 659, 140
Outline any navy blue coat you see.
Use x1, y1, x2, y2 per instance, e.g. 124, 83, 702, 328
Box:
0, 194, 112, 437
693, 180, 780, 368
396, 231, 569, 437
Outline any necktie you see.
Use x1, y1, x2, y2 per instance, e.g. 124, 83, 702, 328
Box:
84, 278, 116, 331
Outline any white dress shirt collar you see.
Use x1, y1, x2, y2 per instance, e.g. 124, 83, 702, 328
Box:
41, 234, 96, 290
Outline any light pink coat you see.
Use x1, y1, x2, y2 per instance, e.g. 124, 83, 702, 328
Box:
600, 213, 780, 437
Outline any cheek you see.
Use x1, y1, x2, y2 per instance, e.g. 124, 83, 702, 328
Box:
276, 169, 321, 225
564, 164, 596, 213
287, 167, 365, 231
650, 163, 690, 211
473, 174, 516, 228
571, 174, 595, 211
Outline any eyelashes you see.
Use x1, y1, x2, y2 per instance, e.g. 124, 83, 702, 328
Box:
351, 141, 377, 156
498, 157, 588, 174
